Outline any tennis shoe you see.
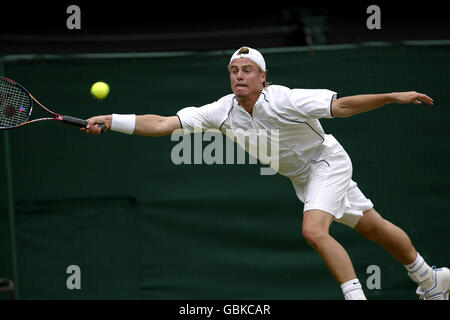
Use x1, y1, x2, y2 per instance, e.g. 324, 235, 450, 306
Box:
416, 267, 450, 300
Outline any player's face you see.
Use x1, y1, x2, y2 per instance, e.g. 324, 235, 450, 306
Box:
229, 58, 266, 98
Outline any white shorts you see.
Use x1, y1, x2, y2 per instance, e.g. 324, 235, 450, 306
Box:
291, 145, 374, 228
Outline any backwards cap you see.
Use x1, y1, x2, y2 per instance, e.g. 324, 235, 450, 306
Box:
229, 46, 266, 71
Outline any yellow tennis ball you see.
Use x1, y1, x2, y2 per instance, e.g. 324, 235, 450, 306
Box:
90, 81, 110, 100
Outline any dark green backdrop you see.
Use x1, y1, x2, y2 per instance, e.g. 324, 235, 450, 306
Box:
1, 42, 449, 299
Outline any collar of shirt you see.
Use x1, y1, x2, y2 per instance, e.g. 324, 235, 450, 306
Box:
233, 89, 268, 118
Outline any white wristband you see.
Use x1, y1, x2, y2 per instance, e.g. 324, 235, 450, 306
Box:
111, 114, 136, 135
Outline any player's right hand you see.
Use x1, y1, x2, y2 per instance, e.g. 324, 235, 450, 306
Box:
83, 115, 112, 135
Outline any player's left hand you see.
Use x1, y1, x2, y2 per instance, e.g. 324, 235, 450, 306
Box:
395, 91, 434, 106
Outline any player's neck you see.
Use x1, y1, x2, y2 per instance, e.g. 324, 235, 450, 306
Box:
236, 90, 262, 116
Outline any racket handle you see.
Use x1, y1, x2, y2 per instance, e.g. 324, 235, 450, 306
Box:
62, 115, 105, 133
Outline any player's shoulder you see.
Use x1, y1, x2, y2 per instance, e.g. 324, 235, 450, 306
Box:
266, 84, 292, 96
205, 93, 234, 115
193, 93, 233, 111
200, 93, 234, 123
265, 85, 294, 106
216, 93, 235, 108
266, 85, 336, 102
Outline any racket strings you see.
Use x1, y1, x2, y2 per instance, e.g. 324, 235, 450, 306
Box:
0, 80, 32, 128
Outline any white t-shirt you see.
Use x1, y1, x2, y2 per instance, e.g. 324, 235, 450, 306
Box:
176, 84, 341, 178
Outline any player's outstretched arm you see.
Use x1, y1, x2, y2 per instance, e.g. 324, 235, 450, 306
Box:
134, 115, 181, 136
331, 91, 434, 118
84, 114, 181, 136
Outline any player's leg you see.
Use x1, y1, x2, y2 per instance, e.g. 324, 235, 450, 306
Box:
302, 209, 366, 300
355, 208, 450, 300
354, 208, 417, 264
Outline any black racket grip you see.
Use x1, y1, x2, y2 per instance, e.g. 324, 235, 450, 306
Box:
62, 116, 105, 133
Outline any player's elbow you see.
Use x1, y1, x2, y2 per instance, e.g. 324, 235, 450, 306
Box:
331, 99, 353, 118
153, 116, 181, 137
134, 115, 172, 137
148, 117, 170, 137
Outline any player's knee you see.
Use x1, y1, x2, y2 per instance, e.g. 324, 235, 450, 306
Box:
302, 210, 333, 249
356, 218, 387, 242
302, 226, 329, 249
354, 209, 387, 242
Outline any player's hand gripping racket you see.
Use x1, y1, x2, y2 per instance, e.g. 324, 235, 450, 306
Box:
0, 76, 105, 132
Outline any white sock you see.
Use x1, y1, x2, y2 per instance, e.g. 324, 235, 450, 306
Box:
341, 279, 367, 300
404, 253, 434, 291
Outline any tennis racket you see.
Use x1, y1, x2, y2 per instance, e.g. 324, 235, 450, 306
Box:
0, 76, 105, 132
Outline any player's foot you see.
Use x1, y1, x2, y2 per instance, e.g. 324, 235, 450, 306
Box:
416, 267, 450, 300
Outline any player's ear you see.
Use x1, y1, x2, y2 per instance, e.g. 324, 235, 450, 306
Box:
261, 70, 267, 86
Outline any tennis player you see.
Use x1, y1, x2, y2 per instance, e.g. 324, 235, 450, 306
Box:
85, 47, 449, 300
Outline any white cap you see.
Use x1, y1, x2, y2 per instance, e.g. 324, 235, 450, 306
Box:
229, 46, 266, 71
